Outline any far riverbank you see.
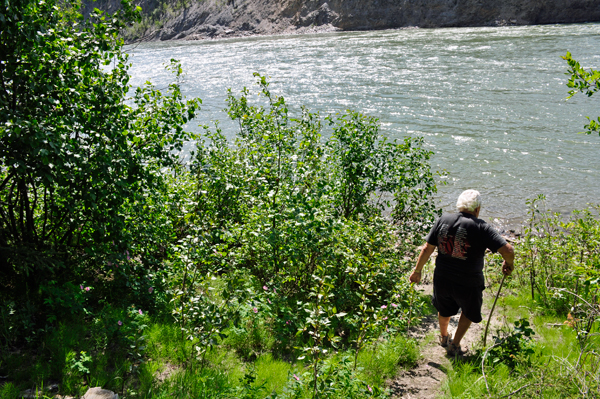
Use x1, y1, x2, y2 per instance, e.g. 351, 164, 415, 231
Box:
83, 0, 600, 42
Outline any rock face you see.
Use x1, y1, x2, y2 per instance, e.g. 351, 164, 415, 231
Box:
84, 0, 600, 40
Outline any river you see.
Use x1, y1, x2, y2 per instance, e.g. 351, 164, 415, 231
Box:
126, 23, 600, 229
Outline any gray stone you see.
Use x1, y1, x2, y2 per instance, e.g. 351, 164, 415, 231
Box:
46, 383, 59, 392
19, 389, 37, 399
83, 387, 118, 399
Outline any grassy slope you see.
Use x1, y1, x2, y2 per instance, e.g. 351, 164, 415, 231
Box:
0, 298, 424, 398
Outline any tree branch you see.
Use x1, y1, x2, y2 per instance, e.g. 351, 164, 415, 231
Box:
499, 383, 539, 398
0, 171, 13, 192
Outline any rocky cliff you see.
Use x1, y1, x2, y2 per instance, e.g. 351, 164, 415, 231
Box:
85, 0, 600, 41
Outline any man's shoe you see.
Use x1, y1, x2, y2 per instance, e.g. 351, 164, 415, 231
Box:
439, 334, 452, 348
446, 342, 466, 356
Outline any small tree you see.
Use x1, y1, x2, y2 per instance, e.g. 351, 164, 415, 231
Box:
0, 0, 200, 331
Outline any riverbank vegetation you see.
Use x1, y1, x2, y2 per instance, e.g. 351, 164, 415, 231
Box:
0, 1, 437, 397
2, 1, 600, 398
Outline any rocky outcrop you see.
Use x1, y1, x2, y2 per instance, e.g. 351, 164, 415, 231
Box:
84, 0, 600, 41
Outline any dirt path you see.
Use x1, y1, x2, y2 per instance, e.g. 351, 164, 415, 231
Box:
388, 284, 501, 399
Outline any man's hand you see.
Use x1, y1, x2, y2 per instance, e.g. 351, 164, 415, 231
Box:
498, 243, 515, 276
411, 243, 436, 284
409, 270, 422, 284
502, 260, 514, 276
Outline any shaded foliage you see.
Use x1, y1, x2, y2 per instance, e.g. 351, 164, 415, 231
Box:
0, 0, 200, 342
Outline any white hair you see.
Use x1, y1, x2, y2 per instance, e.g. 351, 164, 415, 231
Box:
456, 190, 482, 212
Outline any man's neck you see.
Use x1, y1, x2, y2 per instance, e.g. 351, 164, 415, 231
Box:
461, 208, 480, 218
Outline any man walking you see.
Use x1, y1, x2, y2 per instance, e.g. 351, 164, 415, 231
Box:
409, 189, 514, 356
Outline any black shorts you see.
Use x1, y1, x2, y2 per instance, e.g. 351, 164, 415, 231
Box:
432, 274, 484, 323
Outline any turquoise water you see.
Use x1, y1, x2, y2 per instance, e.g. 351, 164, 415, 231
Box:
126, 23, 600, 228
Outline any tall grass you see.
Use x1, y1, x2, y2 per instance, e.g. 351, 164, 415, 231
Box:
355, 335, 419, 387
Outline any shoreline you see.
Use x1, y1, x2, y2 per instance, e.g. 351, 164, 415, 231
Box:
95, 0, 600, 43
125, 20, 600, 44
124, 18, 427, 44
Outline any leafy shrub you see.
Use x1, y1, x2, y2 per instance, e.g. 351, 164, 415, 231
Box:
0, 0, 200, 340
63, 350, 93, 391
520, 195, 600, 312
485, 318, 536, 369
1, 1, 441, 391
519, 195, 600, 355
184, 74, 439, 354
275, 355, 388, 399
563, 52, 600, 135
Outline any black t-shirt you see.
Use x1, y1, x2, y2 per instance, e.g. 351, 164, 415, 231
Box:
425, 212, 507, 287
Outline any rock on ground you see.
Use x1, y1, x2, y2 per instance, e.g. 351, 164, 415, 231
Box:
82, 387, 119, 399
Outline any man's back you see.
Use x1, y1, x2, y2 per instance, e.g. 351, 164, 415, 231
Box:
426, 212, 506, 285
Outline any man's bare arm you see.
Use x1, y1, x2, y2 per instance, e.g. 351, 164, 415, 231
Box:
498, 243, 515, 276
410, 243, 436, 284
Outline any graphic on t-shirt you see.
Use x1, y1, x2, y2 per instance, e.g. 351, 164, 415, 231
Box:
437, 224, 470, 260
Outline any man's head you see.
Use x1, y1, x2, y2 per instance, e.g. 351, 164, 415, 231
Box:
456, 189, 482, 214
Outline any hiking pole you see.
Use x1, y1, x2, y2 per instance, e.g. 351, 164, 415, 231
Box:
483, 273, 506, 347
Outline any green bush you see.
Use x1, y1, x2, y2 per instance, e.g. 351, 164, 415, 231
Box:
0, 0, 200, 342
519, 196, 600, 342
274, 355, 388, 399
182, 74, 438, 355
484, 318, 536, 369
563, 52, 600, 135
152, 74, 439, 397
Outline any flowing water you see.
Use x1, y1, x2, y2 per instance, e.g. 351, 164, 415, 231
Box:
126, 23, 600, 229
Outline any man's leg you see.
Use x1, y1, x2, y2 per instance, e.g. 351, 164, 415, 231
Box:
451, 312, 472, 347
438, 313, 451, 337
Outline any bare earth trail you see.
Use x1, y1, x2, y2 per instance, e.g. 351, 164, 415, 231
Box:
389, 283, 502, 399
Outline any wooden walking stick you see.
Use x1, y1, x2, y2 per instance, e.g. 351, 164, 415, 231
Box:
483, 273, 506, 347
